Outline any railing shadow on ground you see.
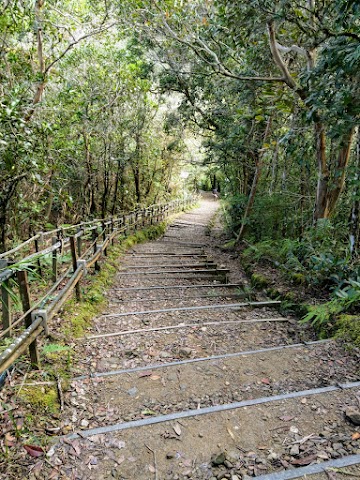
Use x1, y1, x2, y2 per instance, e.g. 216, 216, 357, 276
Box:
0, 197, 196, 376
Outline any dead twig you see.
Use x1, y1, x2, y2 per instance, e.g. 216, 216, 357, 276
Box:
16, 371, 28, 395
56, 375, 64, 411
145, 444, 158, 480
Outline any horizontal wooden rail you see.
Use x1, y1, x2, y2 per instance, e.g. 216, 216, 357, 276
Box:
0, 195, 197, 375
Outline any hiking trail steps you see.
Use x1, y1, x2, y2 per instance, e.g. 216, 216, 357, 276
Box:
45, 196, 360, 480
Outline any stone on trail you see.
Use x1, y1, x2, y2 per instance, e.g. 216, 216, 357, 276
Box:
345, 406, 360, 425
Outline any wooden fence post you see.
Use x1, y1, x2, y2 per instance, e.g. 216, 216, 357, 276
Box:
92, 228, 100, 272
52, 237, 58, 282
123, 215, 127, 237
76, 227, 82, 257
135, 211, 138, 231
102, 221, 107, 256
69, 236, 81, 301
0, 259, 11, 338
34, 235, 43, 278
17, 270, 40, 369
110, 218, 114, 245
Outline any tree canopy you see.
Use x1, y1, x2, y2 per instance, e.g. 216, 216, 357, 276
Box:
0, 0, 359, 263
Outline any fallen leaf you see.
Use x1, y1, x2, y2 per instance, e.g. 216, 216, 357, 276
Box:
30, 461, 43, 475
279, 416, 294, 422
141, 409, 156, 416
24, 444, 45, 458
290, 454, 317, 466
4, 433, 16, 447
138, 371, 153, 377
261, 378, 270, 385
352, 432, 360, 440
173, 423, 182, 436
49, 468, 60, 479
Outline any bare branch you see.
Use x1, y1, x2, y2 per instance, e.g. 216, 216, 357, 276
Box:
44, 22, 117, 75
276, 42, 307, 57
267, 21, 297, 90
161, 19, 285, 83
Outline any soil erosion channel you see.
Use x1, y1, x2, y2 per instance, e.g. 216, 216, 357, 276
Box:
46, 196, 360, 480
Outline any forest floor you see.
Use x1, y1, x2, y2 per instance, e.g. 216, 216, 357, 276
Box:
1, 194, 360, 480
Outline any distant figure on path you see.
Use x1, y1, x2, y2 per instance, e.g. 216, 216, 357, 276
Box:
212, 188, 218, 200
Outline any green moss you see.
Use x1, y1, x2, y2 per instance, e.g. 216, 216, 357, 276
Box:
335, 314, 360, 347
290, 273, 306, 285
266, 287, 280, 299
19, 386, 59, 413
284, 291, 296, 301
250, 273, 269, 288
222, 239, 236, 249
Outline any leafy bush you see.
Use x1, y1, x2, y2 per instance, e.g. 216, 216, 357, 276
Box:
242, 221, 358, 290
301, 278, 360, 328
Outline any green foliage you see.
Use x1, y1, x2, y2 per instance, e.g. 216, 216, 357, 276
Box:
242, 221, 358, 290
301, 278, 360, 328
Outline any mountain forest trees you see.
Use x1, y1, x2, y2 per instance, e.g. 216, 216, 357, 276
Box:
1, 0, 359, 292
0, 1, 188, 251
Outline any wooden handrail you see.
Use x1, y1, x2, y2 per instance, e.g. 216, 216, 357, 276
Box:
0, 196, 197, 374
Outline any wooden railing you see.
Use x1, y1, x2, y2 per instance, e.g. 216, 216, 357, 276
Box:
0, 197, 196, 375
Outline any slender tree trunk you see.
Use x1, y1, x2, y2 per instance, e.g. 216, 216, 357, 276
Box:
313, 122, 329, 221
236, 117, 272, 242
25, 0, 45, 122
111, 162, 123, 215
350, 128, 360, 255
327, 128, 355, 214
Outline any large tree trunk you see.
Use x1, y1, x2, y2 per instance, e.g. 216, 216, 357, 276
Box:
314, 125, 355, 221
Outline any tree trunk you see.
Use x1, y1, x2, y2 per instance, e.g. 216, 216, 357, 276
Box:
236, 116, 272, 243
314, 125, 355, 221
350, 128, 360, 255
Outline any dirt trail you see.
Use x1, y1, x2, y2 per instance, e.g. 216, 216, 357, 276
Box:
41, 195, 360, 479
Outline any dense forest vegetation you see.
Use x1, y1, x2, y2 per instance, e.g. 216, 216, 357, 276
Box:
1, 1, 359, 329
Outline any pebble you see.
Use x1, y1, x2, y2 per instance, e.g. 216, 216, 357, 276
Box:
80, 419, 89, 428
267, 451, 279, 461
289, 445, 299, 456
345, 407, 360, 425
211, 452, 226, 466
179, 347, 192, 357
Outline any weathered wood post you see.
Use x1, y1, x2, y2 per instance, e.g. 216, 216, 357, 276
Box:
52, 237, 58, 282
34, 234, 43, 278
110, 218, 115, 245
92, 228, 100, 272
17, 270, 40, 369
123, 214, 127, 237
76, 227, 82, 257
0, 259, 11, 338
102, 221, 107, 256
69, 236, 81, 301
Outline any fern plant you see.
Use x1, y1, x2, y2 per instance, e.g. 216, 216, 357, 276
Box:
302, 278, 360, 328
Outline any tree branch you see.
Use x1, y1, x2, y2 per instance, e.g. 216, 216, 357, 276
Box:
267, 20, 297, 90
44, 22, 117, 75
